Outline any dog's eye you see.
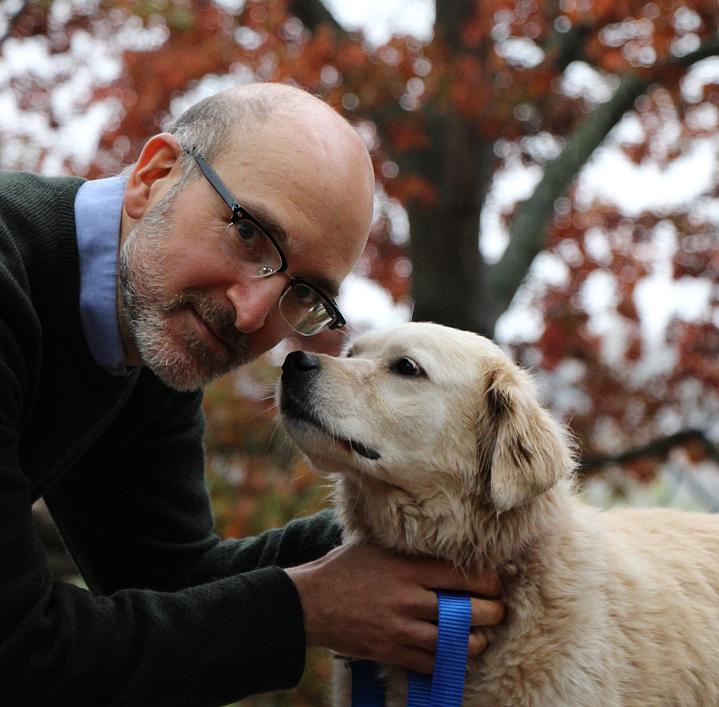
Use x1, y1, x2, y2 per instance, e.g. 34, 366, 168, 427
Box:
390, 357, 423, 377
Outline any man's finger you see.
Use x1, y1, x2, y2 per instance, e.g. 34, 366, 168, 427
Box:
406, 589, 505, 628
411, 560, 502, 598
468, 628, 489, 656
393, 629, 489, 673
470, 597, 506, 627
394, 646, 435, 676
401, 619, 438, 653
467, 569, 503, 598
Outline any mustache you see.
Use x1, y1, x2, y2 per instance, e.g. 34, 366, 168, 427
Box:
164, 290, 249, 358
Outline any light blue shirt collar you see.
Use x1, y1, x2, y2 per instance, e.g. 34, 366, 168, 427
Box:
74, 175, 128, 375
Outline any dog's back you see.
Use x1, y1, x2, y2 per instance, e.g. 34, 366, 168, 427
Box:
455, 499, 719, 707
335, 498, 719, 707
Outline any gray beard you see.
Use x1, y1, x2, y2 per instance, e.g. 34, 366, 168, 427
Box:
118, 187, 252, 390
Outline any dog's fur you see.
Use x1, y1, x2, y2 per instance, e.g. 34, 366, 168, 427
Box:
278, 322, 719, 706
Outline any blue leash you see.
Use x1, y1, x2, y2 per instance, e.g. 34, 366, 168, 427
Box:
351, 591, 471, 707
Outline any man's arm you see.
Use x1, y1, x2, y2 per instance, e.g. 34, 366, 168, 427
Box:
43, 371, 343, 596
4, 449, 309, 703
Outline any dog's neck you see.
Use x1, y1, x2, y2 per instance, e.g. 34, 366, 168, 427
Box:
333, 472, 576, 571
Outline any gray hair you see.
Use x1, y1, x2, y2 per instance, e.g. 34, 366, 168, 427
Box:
167, 84, 313, 185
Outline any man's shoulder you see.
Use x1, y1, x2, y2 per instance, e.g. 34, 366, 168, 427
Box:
0, 170, 85, 219
0, 169, 84, 189
0, 170, 86, 278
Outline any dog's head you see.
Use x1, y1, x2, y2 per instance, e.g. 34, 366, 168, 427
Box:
278, 322, 573, 515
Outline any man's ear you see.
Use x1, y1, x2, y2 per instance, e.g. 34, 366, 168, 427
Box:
481, 364, 573, 512
124, 132, 183, 220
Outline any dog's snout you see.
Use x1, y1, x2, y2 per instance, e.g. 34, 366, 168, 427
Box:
282, 351, 321, 377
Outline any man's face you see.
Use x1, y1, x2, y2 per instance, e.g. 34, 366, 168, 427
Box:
118, 184, 255, 390
119, 116, 374, 391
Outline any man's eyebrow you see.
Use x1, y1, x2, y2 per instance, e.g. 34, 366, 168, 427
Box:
241, 200, 293, 252
241, 200, 340, 299
311, 275, 340, 300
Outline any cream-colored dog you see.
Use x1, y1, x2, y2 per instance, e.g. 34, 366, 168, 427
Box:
278, 322, 719, 706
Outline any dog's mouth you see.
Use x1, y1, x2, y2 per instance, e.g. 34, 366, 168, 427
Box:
280, 388, 381, 461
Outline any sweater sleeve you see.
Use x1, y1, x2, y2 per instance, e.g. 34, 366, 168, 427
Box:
45, 372, 342, 596
3, 363, 341, 705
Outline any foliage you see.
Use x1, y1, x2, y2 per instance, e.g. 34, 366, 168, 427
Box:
2, 1, 717, 476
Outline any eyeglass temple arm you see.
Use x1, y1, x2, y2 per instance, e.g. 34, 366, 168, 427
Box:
185, 150, 241, 219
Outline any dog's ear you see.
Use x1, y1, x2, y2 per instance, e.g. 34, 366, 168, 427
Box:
480, 364, 573, 512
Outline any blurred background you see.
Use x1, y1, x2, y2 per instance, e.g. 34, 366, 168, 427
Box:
2, 0, 718, 704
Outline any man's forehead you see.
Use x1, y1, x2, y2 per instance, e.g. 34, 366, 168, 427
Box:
214, 117, 371, 297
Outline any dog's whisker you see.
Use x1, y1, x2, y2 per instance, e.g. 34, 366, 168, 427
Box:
265, 421, 283, 454
246, 402, 278, 424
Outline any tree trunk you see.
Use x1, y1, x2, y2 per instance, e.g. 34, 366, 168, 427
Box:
404, 115, 496, 336
402, 0, 497, 335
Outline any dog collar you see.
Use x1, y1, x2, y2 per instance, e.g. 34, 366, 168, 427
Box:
351, 590, 472, 707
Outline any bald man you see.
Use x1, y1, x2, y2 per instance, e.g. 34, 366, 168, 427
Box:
0, 83, 503, 706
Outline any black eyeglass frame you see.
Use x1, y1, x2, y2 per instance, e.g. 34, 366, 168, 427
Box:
184, 148, 346, 333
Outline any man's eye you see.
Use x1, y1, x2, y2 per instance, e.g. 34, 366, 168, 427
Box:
293, 284, 320, 307
390, 357, 424, 377
235, 218, 262, 243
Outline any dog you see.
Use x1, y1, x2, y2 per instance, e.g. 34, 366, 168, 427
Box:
278, 322, 719, 706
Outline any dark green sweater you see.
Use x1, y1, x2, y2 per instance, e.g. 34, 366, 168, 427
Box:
0, 171, 341, 706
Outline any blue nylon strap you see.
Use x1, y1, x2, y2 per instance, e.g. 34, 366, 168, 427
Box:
351, 590, 472, 707
425, 591, 472, 706
351, 660, 386, 706
407, 670, 432, 706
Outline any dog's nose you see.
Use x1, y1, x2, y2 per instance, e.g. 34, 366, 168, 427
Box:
282, 351, 321, 376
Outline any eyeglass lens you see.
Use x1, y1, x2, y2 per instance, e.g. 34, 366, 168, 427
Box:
279, 284, 334, 336
230, 216, 283, 278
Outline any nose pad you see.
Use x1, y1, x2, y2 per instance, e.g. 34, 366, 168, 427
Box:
282, 351, 321, 376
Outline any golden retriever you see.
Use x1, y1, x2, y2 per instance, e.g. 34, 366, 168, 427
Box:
278, 322, 719, 706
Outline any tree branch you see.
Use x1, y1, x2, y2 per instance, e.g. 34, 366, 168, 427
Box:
540, 0, 592, 73
579, 428, 719, 475
434, 0, 476, 47
488, 32, 719, 330
286, 0, 344, 35
543, 22, 592, 73
671, 31, 719, 70
489, 72, 648, 324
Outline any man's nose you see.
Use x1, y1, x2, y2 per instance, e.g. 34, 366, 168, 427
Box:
225, 277, 286, 334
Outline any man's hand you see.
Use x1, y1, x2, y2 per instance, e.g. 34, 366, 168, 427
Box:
285, 543, 505, 675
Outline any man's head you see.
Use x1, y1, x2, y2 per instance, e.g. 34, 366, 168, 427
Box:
118, 83, 374, 390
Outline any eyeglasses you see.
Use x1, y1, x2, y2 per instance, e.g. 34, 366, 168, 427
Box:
184, 149, 346, 336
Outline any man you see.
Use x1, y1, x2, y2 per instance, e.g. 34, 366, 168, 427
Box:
0, 83, 504, 705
